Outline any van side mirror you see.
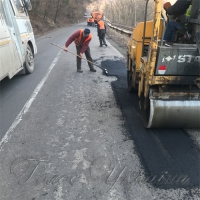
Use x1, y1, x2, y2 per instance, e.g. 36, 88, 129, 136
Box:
24, 0, 32, 11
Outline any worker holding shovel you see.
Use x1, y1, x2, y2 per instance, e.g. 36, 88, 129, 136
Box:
64, 28, 96, 73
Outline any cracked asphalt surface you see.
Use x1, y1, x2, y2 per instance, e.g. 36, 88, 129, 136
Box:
0, 22, 199, 200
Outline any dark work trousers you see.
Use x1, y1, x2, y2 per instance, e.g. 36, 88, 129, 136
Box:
98, 30, 106, 46
76, 45, 93, 70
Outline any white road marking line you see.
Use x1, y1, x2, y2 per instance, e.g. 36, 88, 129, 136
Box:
0, 50, 62, 149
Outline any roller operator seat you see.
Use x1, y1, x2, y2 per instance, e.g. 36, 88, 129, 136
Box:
175, 0, 200, 48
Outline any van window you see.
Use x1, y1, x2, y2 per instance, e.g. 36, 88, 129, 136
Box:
13, 0, 26, 15
1, 1, 12, 27
0, 2, 5, 26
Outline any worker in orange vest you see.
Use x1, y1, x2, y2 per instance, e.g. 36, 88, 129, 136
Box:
64, 28, 96, 73
87, 18, 95, 26
97, 18, 107, 47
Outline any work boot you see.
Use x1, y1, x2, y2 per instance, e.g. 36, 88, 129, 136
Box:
77, 68, 83, 73
90, 67, 96, 72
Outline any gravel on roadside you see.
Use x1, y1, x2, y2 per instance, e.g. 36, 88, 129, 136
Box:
105, 24, 130, 57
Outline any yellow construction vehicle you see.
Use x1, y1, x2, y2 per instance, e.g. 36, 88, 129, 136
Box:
127, 0, 200, 128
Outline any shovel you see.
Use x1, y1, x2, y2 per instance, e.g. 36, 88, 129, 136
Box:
51, 43, 108, 75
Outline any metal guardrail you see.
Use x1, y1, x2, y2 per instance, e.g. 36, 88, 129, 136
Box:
111, 23, 133, 31
105, 20, 133, 36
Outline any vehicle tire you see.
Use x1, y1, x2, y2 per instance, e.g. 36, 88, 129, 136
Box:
127, 70, 135, 92
139, 92, 150, 128
24, 44, 34, 74
127, 62, 138, 93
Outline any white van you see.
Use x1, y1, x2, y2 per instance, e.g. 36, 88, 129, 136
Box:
0, 0, 37, 81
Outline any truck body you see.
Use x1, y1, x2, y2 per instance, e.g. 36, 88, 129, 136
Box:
91, 10, 103, 24
0, 0, 37, 81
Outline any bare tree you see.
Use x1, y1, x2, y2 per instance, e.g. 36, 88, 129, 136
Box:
104, 0, 154, 27
31, 0, 40, 17
54, 0, 61, 23
43, 0, 52, 20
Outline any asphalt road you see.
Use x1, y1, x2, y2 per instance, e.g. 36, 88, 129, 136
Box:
0, 22, 199, 200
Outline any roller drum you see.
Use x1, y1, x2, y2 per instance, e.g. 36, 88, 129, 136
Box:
147, 100, 200, 128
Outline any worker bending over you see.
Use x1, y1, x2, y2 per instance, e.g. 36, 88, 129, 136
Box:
64, 28, 96, 73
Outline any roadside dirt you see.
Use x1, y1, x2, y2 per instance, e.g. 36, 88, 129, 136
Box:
29, 14, 85, 37
105, 24, 130, 57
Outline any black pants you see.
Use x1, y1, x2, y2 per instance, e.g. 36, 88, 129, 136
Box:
76, 45, 93, 70
98, 30, 106, 46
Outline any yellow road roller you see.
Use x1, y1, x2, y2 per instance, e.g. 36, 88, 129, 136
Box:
127, 0, 200, 128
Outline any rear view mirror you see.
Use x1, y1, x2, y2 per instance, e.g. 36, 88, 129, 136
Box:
24, 0, 32, 11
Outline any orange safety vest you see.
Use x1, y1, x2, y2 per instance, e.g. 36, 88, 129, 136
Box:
98, 20, 105, 29
74, 29, 92, 46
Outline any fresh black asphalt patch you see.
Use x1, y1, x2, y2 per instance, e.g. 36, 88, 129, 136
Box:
100, 58, 200, 190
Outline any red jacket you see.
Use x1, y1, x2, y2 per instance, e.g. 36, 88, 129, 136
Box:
65, 30, 92, 54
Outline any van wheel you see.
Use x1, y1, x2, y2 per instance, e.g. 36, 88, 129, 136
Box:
25, 44, 34, 74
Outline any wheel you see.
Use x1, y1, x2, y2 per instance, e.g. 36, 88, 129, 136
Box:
139, 92, 150, 128
139, 87, 200, 128
127, 70, 135, 92
24, 44, 34, 74
127, 62, 138, 93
